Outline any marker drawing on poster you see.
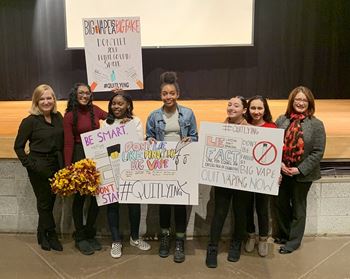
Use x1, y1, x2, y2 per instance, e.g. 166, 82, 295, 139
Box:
81, 121, 138, 206
199, 122, 284, 195
82, 17, 143, 91
119, 141, 199, 205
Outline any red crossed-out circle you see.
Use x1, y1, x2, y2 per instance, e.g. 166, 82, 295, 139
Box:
252, 141, 277, 166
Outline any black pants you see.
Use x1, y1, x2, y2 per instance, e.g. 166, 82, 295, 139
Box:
246, 192, 270, 237
27, 154, 59, 233
210, 187, 250, 244
159, 205, 186, 234
72, 194, 99, 240
107, 202, 141, 242
71, 143, 99, 240
274, 175, 312, 251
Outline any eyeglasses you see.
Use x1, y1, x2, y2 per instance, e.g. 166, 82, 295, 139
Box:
294, 98, 308, 103
78, 91, 92, 97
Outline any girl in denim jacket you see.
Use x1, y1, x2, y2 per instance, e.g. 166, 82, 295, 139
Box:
146, 71, 198, 263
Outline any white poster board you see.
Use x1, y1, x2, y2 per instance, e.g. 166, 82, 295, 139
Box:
81, 121, 138, 206
82, 17, 143, 91
119, 141, 199, 205
199, 122, 284, 195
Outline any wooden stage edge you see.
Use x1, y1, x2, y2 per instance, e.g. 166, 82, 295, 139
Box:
1, 100, 350, 160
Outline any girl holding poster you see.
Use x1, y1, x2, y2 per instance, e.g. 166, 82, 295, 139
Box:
206, 96, 251, 268
146, 71, 198, 263
244, 96, 277, 257
14, 84, 64, 252
274, 86, 326, 254
63, 83, 108, 255
102, 92, 151, 259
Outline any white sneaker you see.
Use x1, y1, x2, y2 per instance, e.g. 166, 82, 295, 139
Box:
130, 237, 151, 251
110, 242, 122, 258
245, 234, 256, 253
258, 238, 268, 257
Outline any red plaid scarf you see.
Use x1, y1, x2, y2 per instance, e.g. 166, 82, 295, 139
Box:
282, 113, 305, 167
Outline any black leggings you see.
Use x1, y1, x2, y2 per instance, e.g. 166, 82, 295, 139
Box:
72, 194, 99, 239
246, 193, 270, 237
159, 205, 187, 233
210, 187, 250, 244
71, 143, 99, 240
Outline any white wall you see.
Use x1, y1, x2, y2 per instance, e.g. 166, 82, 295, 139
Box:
1, 159, 349, 236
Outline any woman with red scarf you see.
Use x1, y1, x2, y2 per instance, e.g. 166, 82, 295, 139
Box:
274, 86, 326, 254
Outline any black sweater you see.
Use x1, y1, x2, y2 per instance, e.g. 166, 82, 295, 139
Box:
14, 112, 64, 168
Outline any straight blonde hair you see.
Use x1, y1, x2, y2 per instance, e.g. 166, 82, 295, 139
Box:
29, 84, 57, 115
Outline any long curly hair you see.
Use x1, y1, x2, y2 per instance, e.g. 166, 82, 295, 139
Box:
106, 92, 134, 125
65, 83, 96, 136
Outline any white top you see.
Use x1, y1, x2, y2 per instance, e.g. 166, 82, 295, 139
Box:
101, 116, 144, 141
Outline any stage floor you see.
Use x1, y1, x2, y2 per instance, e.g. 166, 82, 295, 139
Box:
1, 100, 349, 159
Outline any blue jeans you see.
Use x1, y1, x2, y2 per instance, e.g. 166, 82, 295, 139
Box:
107, 202, 141, 242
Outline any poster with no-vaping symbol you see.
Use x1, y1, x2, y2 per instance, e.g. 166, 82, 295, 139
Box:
252, 141, 277, 166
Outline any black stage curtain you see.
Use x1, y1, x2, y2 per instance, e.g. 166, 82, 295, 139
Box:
0, 0, 349, 101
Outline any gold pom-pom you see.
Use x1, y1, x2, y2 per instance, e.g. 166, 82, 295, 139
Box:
50, 158, 101, 196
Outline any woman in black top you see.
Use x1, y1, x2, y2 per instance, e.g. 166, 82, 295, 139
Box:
14, 84, 64, 251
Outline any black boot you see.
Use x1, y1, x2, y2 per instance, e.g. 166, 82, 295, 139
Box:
227, 240, 242, 262
174, 238, 185, 263
36, 231, 41, 245
159, 232, 170, 258
85, 226, 102, 251
206, 243, 218, 268
73, 229, 94, 255
37, 231, 50, 251
47, 230, 63, 251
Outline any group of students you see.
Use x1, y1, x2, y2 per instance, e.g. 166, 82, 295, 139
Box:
14, 71, 326, 268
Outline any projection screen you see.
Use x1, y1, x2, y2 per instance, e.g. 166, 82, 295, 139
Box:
65, 0, 254, 49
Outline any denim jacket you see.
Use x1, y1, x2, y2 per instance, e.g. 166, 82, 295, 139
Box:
146, 104, 198, 142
